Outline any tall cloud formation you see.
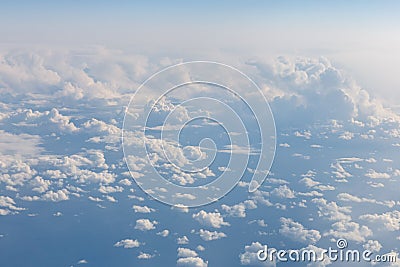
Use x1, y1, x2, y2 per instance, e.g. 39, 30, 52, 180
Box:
248, 56, 398, 126
0, 49, 397, 128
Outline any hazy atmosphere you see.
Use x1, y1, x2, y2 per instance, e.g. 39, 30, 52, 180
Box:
0, 1, 399, 266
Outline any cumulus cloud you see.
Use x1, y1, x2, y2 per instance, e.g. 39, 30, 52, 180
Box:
137, 252, 155, 259
271, 185, 295, 199
239, 242, 276, 266
0, 196, 25, 215
360, 210, 400, 231
177, 256, 208, 267
41, 189, 70, 202
134, 219, 158, 231
299, 245, 332, 267
249, 56, 399, 126
312, 198, 351, 222
4, 108, 79, 134
325, 221, 372, 243
221, 203, 247, 218
279, 217, 321, 244
114, 239, 140, 248
177, 248, 198, 258
192, 210, 230, 228
177, 236, 189, 245
156, 230, 169, 237
198, 229, 227, 241
363, 240, 382, 253
132, 205, 155, 213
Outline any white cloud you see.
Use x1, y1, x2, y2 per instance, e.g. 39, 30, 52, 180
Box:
300, 177, 320, 188
221, 203, 246, 218
157, 230, 169, 237
294, 130, 312, 139
252, 57, 399, 125
196, 245, 205, 252
192, 210, 230, 228
118, 178, 132, 186
365, 169, 391, 179
300, 245, 332, 267
337, 192, 395, 208
114, 239, 140, 249
0, 196, 24, 213
177, 257, 208, 267
77, 259, 88, 264
363, 240, 382, 253
239, 242, 276, 266
339, 131, 354, 140
325, 221, 372, 243
331, 162, 352, 179
312, 198, 351, 222
41, 189, 69, 202
177, 248, 198, 258
248, 219, 268, 228
88, 196, 103, 202
53, 211, 63, 217
0, 131, 43, 156
279, 217, 321, 244
132, 205, 155, 213
98, 185, 123, 194
177, 236, 189, 245
360, 210, 400, 231
134, 219, 157, 231
138, 252, 155, 259
271, 185, 295, 199
198, 229, 227, 241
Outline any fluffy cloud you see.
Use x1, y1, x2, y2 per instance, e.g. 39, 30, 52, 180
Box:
360, 210, 400, 231
312, 198, 351, 222
363, 240, 382, 253
137, 252, 155, 259
132, 205, 155, 213
41, 189, 70, 202
157, 230, 169, 237
337, 193, 395, 208
299, 245, 332, 267
4, 108, 79, 134
114, 239, 140, 249
250, 56, 399, 126
177, 236, 189, 245
325, 221, 372, 243
177, 257, 208, 267
0, 196, 25, 214
279, 217, 321, 245
192, 210, 230, 228
221, 203, 247, 218
198, 229, 227, 241
177, 248, 198, 258
134, 219, 158, 231
365, 169, 391, 179
239, 242, 276, 266
331, 162, 352, 179
271, 185, 295, 199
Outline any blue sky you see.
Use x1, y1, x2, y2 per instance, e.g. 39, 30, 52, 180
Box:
0, 2, 400, 267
